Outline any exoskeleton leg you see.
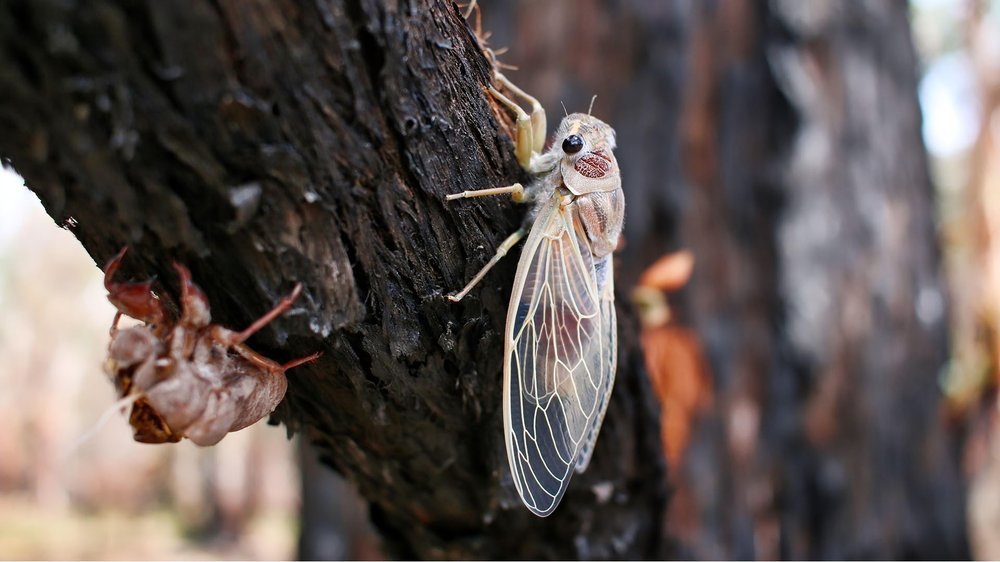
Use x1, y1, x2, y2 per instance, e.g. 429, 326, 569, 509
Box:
212, 283, 321, 373
448, 227, 527, 302
229, 284, 303, 345
462, 0, 477, 19
109, 311, 123, 336
226, 339, 321, 374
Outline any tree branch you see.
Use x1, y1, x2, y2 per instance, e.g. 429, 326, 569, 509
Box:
0, 0, 665, 558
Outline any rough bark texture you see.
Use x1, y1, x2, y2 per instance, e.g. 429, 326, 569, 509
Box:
0, 0, 665, 559
483, 0, 968, 559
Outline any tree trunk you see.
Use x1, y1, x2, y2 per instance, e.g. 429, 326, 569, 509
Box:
0, 0, 665, 559
481, 0, 968, 559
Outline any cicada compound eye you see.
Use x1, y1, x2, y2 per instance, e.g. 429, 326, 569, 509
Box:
562, 134, 584, 154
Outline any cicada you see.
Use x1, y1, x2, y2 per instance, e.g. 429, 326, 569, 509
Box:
447, 76, 623, 517
102, 247, 320, 446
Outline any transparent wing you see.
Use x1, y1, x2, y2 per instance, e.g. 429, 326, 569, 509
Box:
573, 252, 616, 473
502, 194, 617, 517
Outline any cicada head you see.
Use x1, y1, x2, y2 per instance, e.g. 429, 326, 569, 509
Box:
555, 113, 621, 196
103, 247, 168, 325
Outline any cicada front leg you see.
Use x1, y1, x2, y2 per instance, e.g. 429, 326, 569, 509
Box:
489, 74, 547, 171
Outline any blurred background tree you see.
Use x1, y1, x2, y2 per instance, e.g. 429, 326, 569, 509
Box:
914, 0, 1000, 558
0, 0, 994, 559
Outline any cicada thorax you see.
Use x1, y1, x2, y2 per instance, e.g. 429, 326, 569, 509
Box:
561, 152, 625, 261
560, 147, 621, 197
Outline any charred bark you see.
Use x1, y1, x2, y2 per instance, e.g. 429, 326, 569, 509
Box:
0, 0, 665, 559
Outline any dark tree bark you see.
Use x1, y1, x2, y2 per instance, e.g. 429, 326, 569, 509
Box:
483, 0, 969, 559
0, 0, 665, 559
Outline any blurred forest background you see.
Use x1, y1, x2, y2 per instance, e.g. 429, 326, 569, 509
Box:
0, 0, 998, 559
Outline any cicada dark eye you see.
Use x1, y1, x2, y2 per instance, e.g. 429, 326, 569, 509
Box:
562, 134, 584, 154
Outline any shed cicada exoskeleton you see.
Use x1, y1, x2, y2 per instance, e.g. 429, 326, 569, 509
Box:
447, 76, 623, 517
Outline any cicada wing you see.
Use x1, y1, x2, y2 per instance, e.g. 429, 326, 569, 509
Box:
574, 253, 616, 473
503, 195, 617, 517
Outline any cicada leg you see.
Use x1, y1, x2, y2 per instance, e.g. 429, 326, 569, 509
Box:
488, 75, 547, 172
494, 73, 546, 158
227, 284, 303, 345
447, 227, 527, 302
109, 311, 123, 337
224, 338, 321, 374
442, 73, 545, 301
462, 0, 479, 23
445, 182, 526, 203
444, 183, 529, 302
211, 283, 321, 373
